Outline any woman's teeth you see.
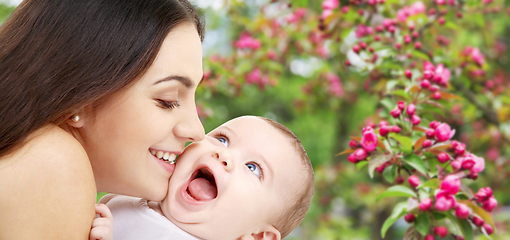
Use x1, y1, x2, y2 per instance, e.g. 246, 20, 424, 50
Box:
151, 150, 176, 164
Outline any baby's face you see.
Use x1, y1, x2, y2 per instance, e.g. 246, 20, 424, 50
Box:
161, 116, 304, 239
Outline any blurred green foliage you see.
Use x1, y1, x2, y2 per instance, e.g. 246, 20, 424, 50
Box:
2, 0, 509, 239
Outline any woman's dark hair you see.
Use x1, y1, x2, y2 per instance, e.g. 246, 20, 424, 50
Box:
0, 0, 204, 157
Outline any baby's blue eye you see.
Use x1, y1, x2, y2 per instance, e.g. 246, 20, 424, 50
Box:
246, 163, 262, 178
217, 137, 229, 147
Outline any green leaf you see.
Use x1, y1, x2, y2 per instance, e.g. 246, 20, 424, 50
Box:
458, 200, 496, 230
386, 80, 401, 92
376, 185, 417, 202
390, 133, 413, 151
414, 213, 430, 236
417, 178, 439, 189
380, 98, 395, 111
403, 154, 428, 176
357, 161, 368, 170
445, 211, 474, 240
403, 226, 422, 240
381, 201, 408, 238
383, 164, 397, 183
391, 89, 410, 100
291, 0, 308, 7
411, 50, 430, 61
431, 212, 446, 221
368, 151, 392, 178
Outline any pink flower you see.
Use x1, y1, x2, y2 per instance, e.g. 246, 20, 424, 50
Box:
406, 103, 416, 115
441, 175, 460, 194
246, 68, 262, 84
395, 102, 404, 111
472, 216, 484, 226
424, 234, 434, 240
436, 0, 446, 4
404, 214, 416, 223
486, 148, 500, 161
390, 108, 401, 118
435, 196, 452, 211
434, 226, 448, 238
320, 9, 333, 20
409, 1, 426, 14
461, 157, 475, 170
425, 128, 435, 138
434, 123, 455, 142
455, 203, 470, 219
246, 68, 270, 89
437, 152, 450, 163
471, 155, 485, 173
422, 139, 432, 148
379, 121, 389, 127
423, 70, 434, 80
420, 79, 431, 88
454, 142, 466, 155
451, 158, 462, 171
355, 24, 374, 38
423, 61, 435, 71
286, 8, 307, 23
434, 64, 451, 86
349, 140, 359, 148
483, 223, 494, 235
360, 127, 378, 152
470, 47, 485, 66
391, 125, 401, 133
325, 73, 344, 97
379, 125, 390, 137
411, 115, 421, 125
408, 175, 421, 188
482, 196, 498, 212
353, 148, 369, 160
347, 154, 357, 163
322, 0, 339, 10
235, 33, 261, 50
476, 187, 493, 201
419, 198, 432, 211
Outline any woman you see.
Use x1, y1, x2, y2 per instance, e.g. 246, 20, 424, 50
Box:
0, 0, 205, 238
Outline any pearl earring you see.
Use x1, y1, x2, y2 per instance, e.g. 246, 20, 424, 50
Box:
71, 115, 80, 122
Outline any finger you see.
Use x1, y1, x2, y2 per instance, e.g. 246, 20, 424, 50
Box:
95, 203, 113, 220
91, 217, 112, 228
89, 226, 112, 240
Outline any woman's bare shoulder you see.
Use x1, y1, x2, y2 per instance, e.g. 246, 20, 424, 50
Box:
0, 124, 96, 239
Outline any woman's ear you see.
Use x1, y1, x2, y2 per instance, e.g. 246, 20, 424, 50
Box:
240, 225, 281, 240
66, 113, 84, 128
65, 106, 90, 128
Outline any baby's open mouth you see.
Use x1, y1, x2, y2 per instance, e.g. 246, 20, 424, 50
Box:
187, 168, 218, 201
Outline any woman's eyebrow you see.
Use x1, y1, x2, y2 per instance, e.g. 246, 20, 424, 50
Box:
153, 75, 194, 88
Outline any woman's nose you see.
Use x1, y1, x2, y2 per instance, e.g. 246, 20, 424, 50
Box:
212, 149, 233, 172
173, 104, 205, 142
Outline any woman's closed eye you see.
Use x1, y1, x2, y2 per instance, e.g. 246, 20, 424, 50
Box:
156, 99, 180, 109
246, 162, 263, 179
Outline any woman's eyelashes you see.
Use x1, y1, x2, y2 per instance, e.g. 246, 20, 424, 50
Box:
246, 162, 263, 179
156, 99, 180, 109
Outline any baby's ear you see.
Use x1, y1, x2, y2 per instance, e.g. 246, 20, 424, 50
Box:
240, 226, 281, 240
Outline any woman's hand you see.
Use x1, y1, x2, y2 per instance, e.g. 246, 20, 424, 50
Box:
89, 204, 113, 240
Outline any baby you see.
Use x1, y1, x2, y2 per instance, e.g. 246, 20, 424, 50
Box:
98, 116, 315, 240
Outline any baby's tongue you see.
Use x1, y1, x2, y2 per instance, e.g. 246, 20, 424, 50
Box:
188, 178, 216, 201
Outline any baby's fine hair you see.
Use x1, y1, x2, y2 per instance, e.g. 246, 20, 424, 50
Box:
256, 117, 315, 238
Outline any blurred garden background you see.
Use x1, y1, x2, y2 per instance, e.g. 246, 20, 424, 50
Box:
1, 0, 509, 239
